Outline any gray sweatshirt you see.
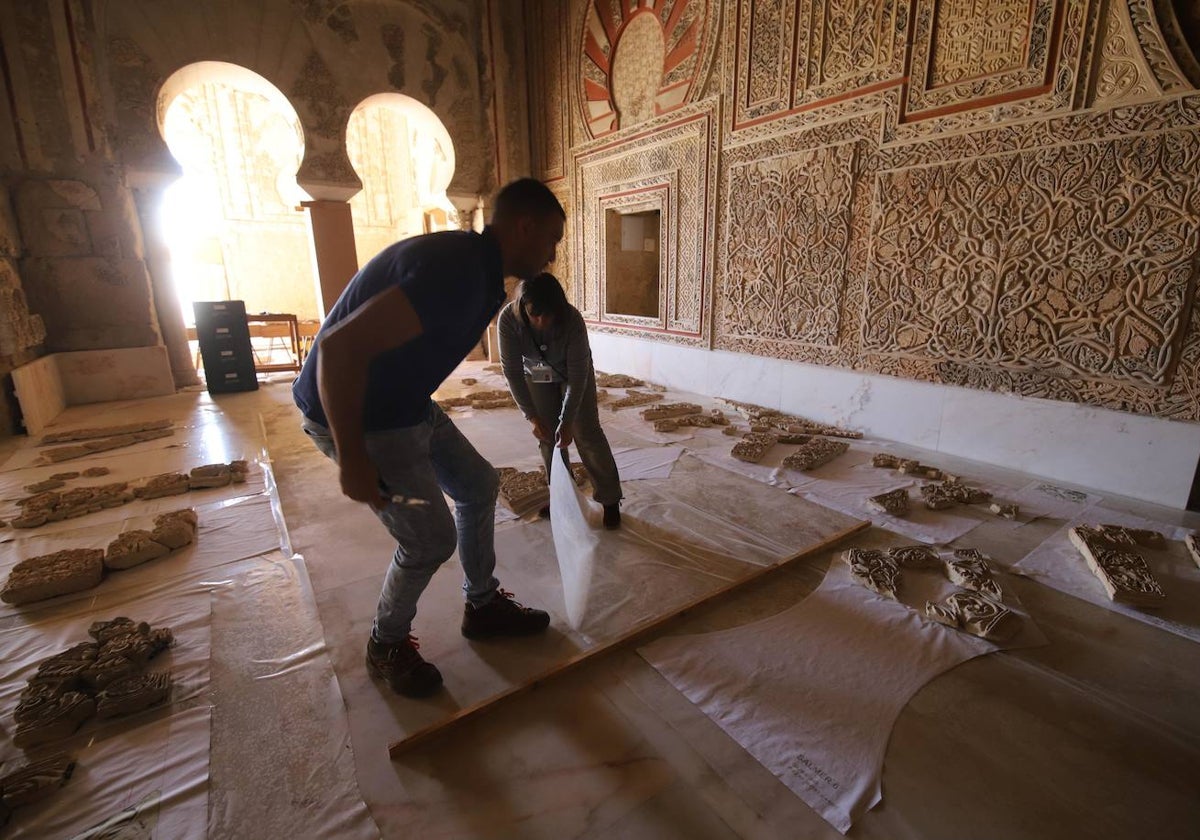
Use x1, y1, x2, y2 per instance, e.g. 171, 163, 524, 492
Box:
497, 301, 594, 428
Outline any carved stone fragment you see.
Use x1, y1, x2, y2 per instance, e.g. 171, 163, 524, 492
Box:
461, 378, 477, 386
13, 691, 95, 748
0, 752, 75, 807
609, 389, 663, 410
40, 419, 171, 444
150, 508, 198, 550
188, 463, 231, 489
41, 428, 174, 464
49, 471, 80, 480
731, 432, 777, 463
889, 545, 941, 569
96, 672, 171, 718
133, 473, 190, 500
1, 549, 104, 605
926, 591, 1020, 641
595, 372, 644, 388
945, 549, 1003, 601
81, 466, 110, 478
1068, 527, 1165, 607
104, 530, 170, 570
989, 502, 1019, 519
843, 548, 901, 600
867, 487, 911, 517
495, 467, 549, 514
781, 438, 849, 471
24, 478, 64, 493
872, 453, 899, 468
640, 402, 702, 421
1186, 533, 1200, 570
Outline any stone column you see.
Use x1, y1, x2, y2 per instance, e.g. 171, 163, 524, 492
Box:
300, 200, 359, 319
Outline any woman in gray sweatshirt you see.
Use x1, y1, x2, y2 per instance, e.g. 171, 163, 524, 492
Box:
497, 272, 623, 528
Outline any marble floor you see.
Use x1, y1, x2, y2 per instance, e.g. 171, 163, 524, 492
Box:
3, 365, 1200, 839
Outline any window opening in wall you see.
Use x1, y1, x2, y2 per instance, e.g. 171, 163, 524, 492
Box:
346, 93, 457, 265
604, 208, 661, 318
158, 62, 315, 375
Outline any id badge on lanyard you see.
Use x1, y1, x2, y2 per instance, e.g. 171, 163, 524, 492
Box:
529, 361, 554, 383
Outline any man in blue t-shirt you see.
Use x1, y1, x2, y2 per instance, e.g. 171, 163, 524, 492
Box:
293, 178, 565, 698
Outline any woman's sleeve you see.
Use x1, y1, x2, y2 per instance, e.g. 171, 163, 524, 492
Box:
498, 305, 538, 420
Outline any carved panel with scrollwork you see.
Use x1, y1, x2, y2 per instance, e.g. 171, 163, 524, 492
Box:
528, 0, 571, 181
717, 139, 860, 354
730, 0, 905, 131
863, 130, 1200, 389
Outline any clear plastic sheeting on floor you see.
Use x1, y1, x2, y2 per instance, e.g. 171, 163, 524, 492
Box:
0, 493, 282, 620
9, 706, 212, 840
640, 559, 1047, 834
208, 553, 380, 840
611, 445, 685, 481
1013, 506, 1198, 643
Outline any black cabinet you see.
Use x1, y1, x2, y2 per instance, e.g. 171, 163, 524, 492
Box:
193, 301, 258, 393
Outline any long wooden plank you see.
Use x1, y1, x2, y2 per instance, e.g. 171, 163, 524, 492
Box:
389, 518, 870, 759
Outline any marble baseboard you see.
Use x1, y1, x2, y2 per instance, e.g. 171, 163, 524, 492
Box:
588, 333, 1200, 510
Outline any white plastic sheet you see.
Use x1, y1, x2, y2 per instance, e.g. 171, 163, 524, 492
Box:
611, 445, 685, 481
9, 706, 211, 839
640, 560, 1045, 833
1012, 506, 1198, 643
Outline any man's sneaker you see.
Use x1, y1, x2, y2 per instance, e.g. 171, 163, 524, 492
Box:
365, 636, 443, 698
603, 503, 621, 530
462, 590, 550, 639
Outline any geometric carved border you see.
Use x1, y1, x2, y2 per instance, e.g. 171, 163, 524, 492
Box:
731, 0, 905, 131
573, 99, 718, 347
528, 0, 571, 181
716, 139, 860, 353
903, 0, 1061, 120
863, 129, 1200, 388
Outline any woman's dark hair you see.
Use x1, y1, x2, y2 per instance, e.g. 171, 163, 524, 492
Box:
517, 272, 569, 320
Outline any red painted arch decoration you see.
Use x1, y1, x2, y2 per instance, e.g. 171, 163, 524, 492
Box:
580, 0, 712, 138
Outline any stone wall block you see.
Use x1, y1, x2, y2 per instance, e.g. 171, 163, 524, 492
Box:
15, 179, 103, 257
20, 256, 160, 350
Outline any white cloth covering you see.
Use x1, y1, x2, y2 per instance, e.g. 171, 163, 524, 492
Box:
640, 560, 1045, 833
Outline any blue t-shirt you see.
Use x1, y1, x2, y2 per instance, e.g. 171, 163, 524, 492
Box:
293, 228, 505, 431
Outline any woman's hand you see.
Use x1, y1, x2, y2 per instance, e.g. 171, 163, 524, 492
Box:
530, 417, 553, 443
557, 423, 574, 448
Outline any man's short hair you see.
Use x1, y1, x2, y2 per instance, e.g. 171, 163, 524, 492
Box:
492, 178, 566, 224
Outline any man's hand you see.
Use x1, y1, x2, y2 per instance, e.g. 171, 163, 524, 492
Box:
557, 423, 574, 449
339, 457, 388, 510
530, 417, 553, 443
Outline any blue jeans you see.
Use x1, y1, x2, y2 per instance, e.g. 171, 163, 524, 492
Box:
301, 402, 500, 644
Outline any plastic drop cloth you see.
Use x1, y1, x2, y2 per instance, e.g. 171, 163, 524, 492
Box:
640, 559, 1047, 834
9, 706, 211, 839
543, 453, 857, 645
1012, 506, 1199, 643
0, 493, 283, 620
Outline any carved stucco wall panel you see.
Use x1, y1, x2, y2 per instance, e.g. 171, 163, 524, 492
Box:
1092, 0, 1160, 106
528, 0, 571, 182
729, 0, 905, 131
573, 100, 719, 346
718, 140, 859, 352
864, 128, 1200, 391
525, 0, 1200, 421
